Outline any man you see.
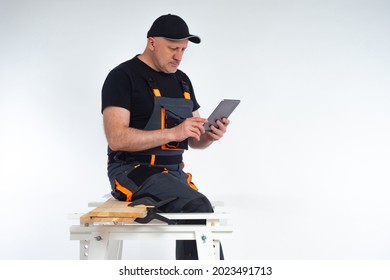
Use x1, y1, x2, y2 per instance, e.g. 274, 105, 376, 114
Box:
101, 14, 229, 260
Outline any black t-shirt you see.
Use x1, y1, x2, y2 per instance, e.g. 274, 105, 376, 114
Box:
101, 56, 200, 129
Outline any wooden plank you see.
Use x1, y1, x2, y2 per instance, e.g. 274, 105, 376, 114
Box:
80, 198, 150, 223
81, 217, 137, 223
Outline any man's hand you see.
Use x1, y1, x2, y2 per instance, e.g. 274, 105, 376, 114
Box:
205, 117, 230, 141
170, 117, 208, 142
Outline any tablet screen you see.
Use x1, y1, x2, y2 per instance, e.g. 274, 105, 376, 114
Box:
204, 99, 240, 131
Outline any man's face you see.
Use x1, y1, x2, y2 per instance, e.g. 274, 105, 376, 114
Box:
150, 37, 189, 73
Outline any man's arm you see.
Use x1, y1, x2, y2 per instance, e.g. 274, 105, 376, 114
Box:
189, 110, 230, 149
103, 106, 208, 152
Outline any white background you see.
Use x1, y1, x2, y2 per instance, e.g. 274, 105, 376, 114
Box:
0, 0, 389, 260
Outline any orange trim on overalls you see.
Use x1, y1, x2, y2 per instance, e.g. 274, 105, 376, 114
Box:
183, 91, 191, 100
114, 179, 133, 202
162, 143, 184, 150
160, 105, 185, 151
150, 154, 156, 165
186, 172, 199, 191
151, 79, 192, 151
160, 107, 165, 129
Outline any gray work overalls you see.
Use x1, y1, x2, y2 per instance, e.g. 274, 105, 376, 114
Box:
106, 77, 223, 260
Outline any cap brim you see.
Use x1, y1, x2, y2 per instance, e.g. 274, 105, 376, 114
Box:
188, 35, 201, 44
163, 35, 201, 44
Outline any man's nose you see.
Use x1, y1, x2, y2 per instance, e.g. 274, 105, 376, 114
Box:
173, 50, 184, 61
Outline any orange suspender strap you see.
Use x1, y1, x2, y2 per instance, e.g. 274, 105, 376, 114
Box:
153, 88, 161, 97
183, 91, 191, 100
147, 78, 161, 97
154, 84, 189, 99
148, 77, 191, 99
114, 179, 133, 202
181, 80, 191, 100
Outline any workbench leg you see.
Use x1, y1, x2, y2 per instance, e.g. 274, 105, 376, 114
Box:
79, 239, 90, 260
195, 231, 215, 260
213, 240, 221, 260
86, 232, 110, 260
107, 240, 123, 260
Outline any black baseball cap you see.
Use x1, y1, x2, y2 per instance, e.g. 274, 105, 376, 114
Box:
147, 14, 201, 44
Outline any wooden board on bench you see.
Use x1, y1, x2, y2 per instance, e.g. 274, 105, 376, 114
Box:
80, 198, 149, 223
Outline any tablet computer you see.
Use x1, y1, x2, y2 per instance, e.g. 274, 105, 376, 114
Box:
204, 99, 240, 131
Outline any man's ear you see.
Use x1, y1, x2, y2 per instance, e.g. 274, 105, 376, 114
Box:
148, 37, 156, 50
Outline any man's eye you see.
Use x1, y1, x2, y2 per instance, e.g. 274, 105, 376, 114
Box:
169, 47, 186, 52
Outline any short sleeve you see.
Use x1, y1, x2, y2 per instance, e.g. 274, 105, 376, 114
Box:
101, 67, 132, 113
